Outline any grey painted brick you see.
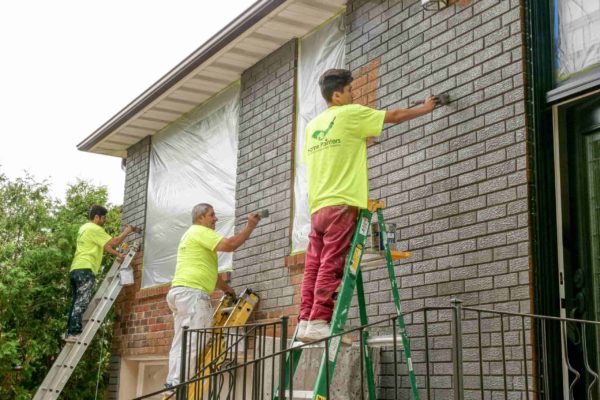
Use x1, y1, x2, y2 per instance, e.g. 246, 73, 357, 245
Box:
434, 177, 457, 196
346, 1, 531, 396
465, 276, 494, 292
449, 238, 477, 254
464, 249, 494, 265
458, 222, 488, 240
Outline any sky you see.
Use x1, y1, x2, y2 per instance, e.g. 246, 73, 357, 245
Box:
0, 0, 256, 204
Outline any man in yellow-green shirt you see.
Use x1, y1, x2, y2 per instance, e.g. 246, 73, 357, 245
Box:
297, 69, 438, 342
165, 203, 260, 390
65, 205, 135, 342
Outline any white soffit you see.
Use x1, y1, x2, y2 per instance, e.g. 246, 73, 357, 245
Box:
79, 0, 346, 158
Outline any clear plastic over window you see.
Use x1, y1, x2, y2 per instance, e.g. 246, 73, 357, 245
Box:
555, 0, 600, 82
291, 16, 346, 253
142, 85, 239, 288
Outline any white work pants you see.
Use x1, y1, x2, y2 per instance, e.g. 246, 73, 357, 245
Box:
166, 286, 213, 385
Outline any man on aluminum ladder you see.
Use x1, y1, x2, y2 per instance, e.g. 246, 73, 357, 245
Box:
297, 68, 439, 342
65, 204, 137, 342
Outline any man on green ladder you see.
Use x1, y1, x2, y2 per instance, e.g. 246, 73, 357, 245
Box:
297, 68, 438, 342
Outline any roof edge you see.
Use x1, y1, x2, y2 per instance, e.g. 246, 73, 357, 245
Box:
77, 0, 286, 153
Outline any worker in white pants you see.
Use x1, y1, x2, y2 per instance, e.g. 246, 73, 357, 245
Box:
166, 287, 213, 387
164, 203, 260, 393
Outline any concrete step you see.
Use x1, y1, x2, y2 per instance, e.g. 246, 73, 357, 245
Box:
285, 390, 313, 399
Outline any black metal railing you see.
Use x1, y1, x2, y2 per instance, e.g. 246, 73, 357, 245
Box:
134, 300, 600, 400
431, 299, 600, 400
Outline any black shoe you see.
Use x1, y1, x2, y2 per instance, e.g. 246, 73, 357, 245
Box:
163, 383, 176, 397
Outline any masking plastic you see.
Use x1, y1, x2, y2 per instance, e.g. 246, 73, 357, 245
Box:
291, 16, 346, 253
141, 85, 239, 288
555, 0, 600, 81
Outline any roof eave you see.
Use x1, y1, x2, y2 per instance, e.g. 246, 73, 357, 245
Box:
76, 0, 286, 153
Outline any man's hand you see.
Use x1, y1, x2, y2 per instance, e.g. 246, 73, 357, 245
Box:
224, 286, 236, 298
423, 95, 438, 112
247, 213, 261, 229
124, 225, 136, 235
117, 253, 125, 263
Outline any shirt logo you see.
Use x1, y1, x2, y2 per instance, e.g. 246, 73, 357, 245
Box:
311, 117, 336, 140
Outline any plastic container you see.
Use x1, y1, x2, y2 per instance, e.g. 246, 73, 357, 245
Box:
371, 222, 397, 251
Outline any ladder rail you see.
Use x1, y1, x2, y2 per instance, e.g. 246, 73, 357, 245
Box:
82, 246, 136, 323
311, 207, 373, 399
185, 289, 260, 400
33, 244, 138, 400
356, 270, 377, 400
377, 207, 420, 399
47, 276, 122, 397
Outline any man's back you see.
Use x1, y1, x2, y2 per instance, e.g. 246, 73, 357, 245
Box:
71, 222, 111, 274
303, 104, 385, 214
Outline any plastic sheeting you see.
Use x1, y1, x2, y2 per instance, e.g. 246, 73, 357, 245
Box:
142, 85, 239, 288
555, 0, 600, 81
291, 16, 346, 253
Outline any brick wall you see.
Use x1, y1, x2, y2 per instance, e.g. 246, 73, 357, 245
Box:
107, 39, 300, 396
108, 1, 533, 397
344, 0, 530, 398
107, 136, 174, 398
111, 136, 174, 358
232, 39, 300, 330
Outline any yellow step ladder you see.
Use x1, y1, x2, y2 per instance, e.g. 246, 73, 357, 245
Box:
181, 288, 260, 399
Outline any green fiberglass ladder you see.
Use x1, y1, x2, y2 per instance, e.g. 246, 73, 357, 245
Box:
33, 242, 139, 400
275, 200, 419, 400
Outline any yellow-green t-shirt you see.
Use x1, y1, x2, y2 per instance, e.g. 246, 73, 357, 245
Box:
171, 225, 223, 294
303, 104, 386, 214
70, 222, 112, 275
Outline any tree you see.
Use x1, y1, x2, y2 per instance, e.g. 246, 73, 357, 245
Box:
0, 172, 122, 399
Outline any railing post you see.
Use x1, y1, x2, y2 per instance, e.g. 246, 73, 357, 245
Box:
178, 326, 189, 400
279, 316, 288, 400
451, 298, 464, 400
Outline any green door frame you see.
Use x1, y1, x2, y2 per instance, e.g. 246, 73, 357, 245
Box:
552, 91, 600, 399
523, 0, 563, 396
526, 0, 600, 396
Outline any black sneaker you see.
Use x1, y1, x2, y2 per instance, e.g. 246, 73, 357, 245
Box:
63, 334, 80, 343
163, 383, 176, 398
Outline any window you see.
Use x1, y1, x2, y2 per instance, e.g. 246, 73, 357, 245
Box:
554, 0, 600, 82
142, 85, 239, 288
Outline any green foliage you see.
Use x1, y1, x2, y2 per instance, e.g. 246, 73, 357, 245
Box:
0, 173, 122, 399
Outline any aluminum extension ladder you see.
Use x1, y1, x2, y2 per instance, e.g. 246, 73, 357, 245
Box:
274, 199, 420, 400
33, 242, 139, 400
178, 288, 260, 400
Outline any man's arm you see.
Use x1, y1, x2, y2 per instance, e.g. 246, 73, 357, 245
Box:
215, 274, 236, 297
104, 225, 135, 261
215, 214, 260, 252
384, 95, 438, 124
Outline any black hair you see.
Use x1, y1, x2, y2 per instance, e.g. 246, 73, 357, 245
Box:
89, 204, 108, 220
318, 69, 353, 102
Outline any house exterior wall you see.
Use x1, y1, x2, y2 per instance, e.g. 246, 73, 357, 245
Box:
231, 38, 299, 326
107, 136, 175, 399
346, 0, 528, 315
342, 0, 530, 397
109, 1, 533, 398
106, 41, 300, 397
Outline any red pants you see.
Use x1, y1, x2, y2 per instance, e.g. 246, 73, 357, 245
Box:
300, 205, 358, 322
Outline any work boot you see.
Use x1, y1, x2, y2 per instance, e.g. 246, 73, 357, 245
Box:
295, 320, 309, 342
63, 334, 80, 343
303, 320, 330, 342
162, 383, 176, 398
303, 321, 354, 345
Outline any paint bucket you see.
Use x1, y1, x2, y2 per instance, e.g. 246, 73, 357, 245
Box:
371, 223, 397, 251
